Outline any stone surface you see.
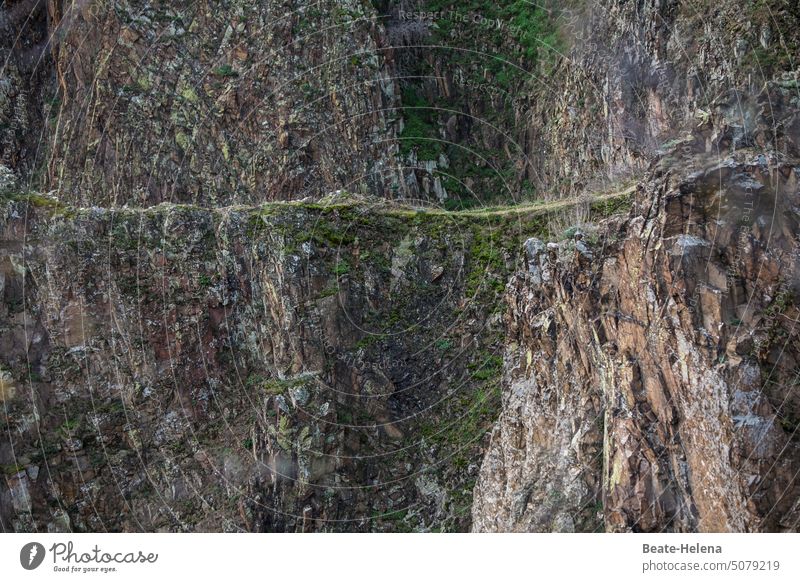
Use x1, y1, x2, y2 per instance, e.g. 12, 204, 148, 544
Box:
1, 193, 588, 532
473, 152, 800, 532
1, 0, 799, 533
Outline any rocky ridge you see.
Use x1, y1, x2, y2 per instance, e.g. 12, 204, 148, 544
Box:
1, 0, 799, 532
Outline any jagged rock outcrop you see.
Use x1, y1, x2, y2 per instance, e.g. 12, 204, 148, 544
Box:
473, 2, 800, 531
473, 149, 800, 532
470, 0, 800, 534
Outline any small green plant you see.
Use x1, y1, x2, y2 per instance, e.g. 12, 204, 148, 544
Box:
59, 418, 80, 437
435, 339, 453, 351
213, 64, 239, 78
198, 274, 212, 287
469, 355, 503, 381
263, 380, 290, 396
333, 260, 351, 276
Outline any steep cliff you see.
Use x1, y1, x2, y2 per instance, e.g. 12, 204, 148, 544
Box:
1, 0, 800, 533
0, 189, 631, 532
470, 0, 800, 532
0, 195, 495, 531
473, 149, 800, 532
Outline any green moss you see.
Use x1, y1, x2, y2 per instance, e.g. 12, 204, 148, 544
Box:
317, 286, 339, 300
465, 227, 506, 296
175, 131, 191, 151
417, 382, 502, 468
435, 339, 453, 351
468, 354, 503, 381
355, 333, 387, 349
590, 191, 634, 217
333, 260, 351, 276
372, 507, 412, 530
180, 86, 199, 103
27, 193, 62, 208
398, 87, 443, 159
212, 64, 239, 78
59, 418, 80, 437
381, 508, 408, 521
0, 191, 67, 213
302, 222, 356, 248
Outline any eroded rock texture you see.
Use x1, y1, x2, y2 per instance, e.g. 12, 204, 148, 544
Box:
41, 0, 403, 206
524, 0, 800, 196
468, 0, 800, 535
2, 0, 800, 533
3, 195, 614, 532
473, 150, 800, 532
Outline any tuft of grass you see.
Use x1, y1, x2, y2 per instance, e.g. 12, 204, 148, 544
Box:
333, 260, 351, 276
435, 339, 453, 351
212, 64, 239, 78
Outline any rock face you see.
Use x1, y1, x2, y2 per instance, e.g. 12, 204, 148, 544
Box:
524, 0, 800, 197
2, 0, 800, 533
3, 193, 625, 532
469, 0, 800, 533
28, 0, 403, 206
473, 148, 800, 532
